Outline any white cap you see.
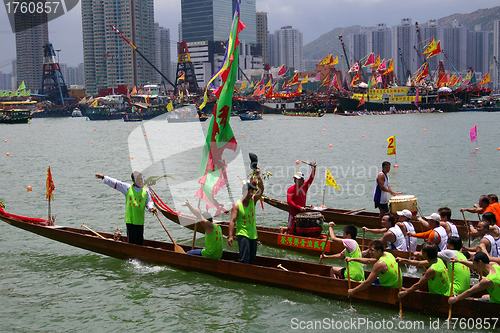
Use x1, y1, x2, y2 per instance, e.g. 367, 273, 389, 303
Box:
293, 172, 305, 180
425, 213, 441, 222
397, 209, 412, 219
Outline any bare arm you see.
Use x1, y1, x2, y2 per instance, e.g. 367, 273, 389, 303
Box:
183, 200, 213, 234
252, 169, 264, 203
399, 268, 434, 298
449, 278, 493, 304
348, 261, 385, 297
377, 173, 396, 196
228, 203, 239, 246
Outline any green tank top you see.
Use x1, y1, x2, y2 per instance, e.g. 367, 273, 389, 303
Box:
236, 199, 257, 239
201, 224, 223, 259
378, 252, 399, 288
428, 258, 450, 295
125, 186, 148, 225
344, 243, 365, 282
486, 265, 500, 304
447, 251, 470, 295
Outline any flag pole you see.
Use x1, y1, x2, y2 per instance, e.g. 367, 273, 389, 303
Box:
322, 168, 327, 206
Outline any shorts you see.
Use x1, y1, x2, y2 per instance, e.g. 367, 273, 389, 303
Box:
374, 202, 388, 210
237, 235, 257, 264
340, 267, 346, 279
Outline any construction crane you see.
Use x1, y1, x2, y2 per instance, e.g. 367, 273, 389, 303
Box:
110, 24, 176, 90
414, 22, 425, 67
494, 56, 500, 90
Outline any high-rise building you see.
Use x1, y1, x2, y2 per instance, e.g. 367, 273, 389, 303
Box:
0, 72, 13, 90
155, 24, 172, 86
256, 12, 268, 64
81, 0, 155, 94
346, 30, 367, 64
268, 26, 303, 72
367, 24, 392, 62
391, 18, 417, 83
440, 21, 468, 73
467, 26, 489, 77
492, 20, 500, 90
14, 12, 48, 92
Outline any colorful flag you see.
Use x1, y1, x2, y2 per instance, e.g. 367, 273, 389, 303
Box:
382, 59, 394, 75
422, 38, 437, 55
288, 73, 299, 85
377, 59, 386, 72
131, 86, 137, 95
46, 166, 55, 201
265, 80, 272, 88
358, 94, 365, 107
325, 168, 340, 191
387, 136, 396, 156
479, 72, 490, 85
195, 7, 245, 213
470, 125, 477, 142
167, 101, 174, 111
300, 75, 308, 84
277, 64, 287, 76
427, 41, 441, 58
350, 71, 359, 87
320, 76, 330, 87
240, 80, 246, 90
348, 62, 359, 73
370, 55, 381, 69
311, 72, 321, 82
363, 53, 375, 67
257, 77, 264, 86
332, 56, 339, 66
319, 54, 333, 66
414, 87, 419, 106
90, 99, 98, 107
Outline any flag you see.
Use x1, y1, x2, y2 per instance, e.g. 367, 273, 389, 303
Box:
15, 81, 26, 94
195, 7, 244, 213
370, 55, 381, 69
470, 125, 477, 142
331, 75, 339, 89
427, 41, 441, 58
363, 53, 375, 67
90, 99, 98, 107
320, 76, 330, 87
325, 168, 340, 191
479, 72, 490, 85
387, 136, 396, 155
422, 38, 437, 55
382, 59, 394, 75
350, 71, 359, 87
167, 101, 174, 111
358, 94, 365, 107
145, 87, 151, 104
131, 86, 137, 95
414, 88, 419, 107
348, 62, 359, 73
300, 75, 308, 84
319, 54, 333, 66
240, 80, 246, 90
414, 63, 429, 82
288, 72, 299, 85
461, 71, 472, 85
311, 72, 321, 82
332, 56, 339, 66
377, 59, 386, 72
46, 166, 55, 201
296, 82, 303, 94
257, 77, 264, 86
178, 72, 186, 81
470, 72, 477, 84
277, 64, 287, 76
265, 80, 272, 88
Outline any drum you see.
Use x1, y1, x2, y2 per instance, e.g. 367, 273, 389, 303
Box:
389, 195, 418, 219
294, 212, 325, 237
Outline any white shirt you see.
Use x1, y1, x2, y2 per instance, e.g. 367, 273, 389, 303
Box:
103, 176, 155, 211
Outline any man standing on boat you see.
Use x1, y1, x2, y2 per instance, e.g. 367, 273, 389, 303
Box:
373, 161, 398, 219
228, 169, 264, 264
284, 162, 316, 234
95, 172, 156, 245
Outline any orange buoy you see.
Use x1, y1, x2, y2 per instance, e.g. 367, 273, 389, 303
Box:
475, 147, 479, 150
194, 143, 197, 145
394, 164, 399, 168
498, 147, 500, 151
241, 134, 244, 137
323, 129, 325, 131
295, 160, 299, 165
423, 129, 426, 131
4, 140, 6, 142
90, 141, 93, 144
93, 128, 96, 131
283, 125, 286, 127
329, 144, 332, 147
27, 186, 32, 192
6, 153, 9, 156
131, 156, 134, 160
144, 134, 147, 136
362, 135, 364, 137
410, 121, 412, 123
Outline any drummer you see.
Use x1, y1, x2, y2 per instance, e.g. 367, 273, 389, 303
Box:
283, 161, 316, 235
373, 161, 400, 219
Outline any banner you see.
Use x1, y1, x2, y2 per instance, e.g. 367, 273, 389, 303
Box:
470, 126, 477, 142
387, 136, 396, 156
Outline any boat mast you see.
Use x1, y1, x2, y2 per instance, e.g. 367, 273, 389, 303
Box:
413, 22, 425, 67
494, 56, 500, 91
398, 48, 408, 84
441, 50, 460, 77
338, 35, 351, 91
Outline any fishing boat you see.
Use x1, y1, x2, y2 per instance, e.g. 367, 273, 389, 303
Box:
0, 207, 496, 319
86, 95, 130, 120
71, 108, 82, 117
166, 104, 209, 123
261, 196, 475, 239
239, 111, 263, 121
262, 100, 326, 116
0, 100, 37, 124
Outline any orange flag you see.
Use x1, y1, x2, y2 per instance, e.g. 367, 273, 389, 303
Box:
479, 72, 490, 85
46, 166, 55, 201
358, 94, 365, 107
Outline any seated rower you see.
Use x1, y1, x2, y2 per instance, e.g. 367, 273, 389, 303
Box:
412, 213, 448, 251
465, 217, 500, 258
468, 212, 500, 239
397, 242, 450, 298
346, 240, 400, 297
363, 213, 406, 252
419, 207, 459, 238
183, 200, 223, 259
448, 252, 500, 304
395, 209, 417, 252
436, 236, 471, 295
320, 222, 366, 282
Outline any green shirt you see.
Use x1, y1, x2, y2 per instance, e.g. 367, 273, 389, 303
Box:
486, 265, 500, 304
201, 224, 223, 259
236, 199, 257, 240
125, 186, 148, 225
448, 251, 470, 295
378, 252, 399, 288
344, 243, 365, 282
428, 258, 450, 295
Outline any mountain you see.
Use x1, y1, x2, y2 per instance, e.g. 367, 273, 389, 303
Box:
303, 6, 500, 61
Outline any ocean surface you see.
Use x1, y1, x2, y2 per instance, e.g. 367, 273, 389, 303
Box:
1, 112, 499, 332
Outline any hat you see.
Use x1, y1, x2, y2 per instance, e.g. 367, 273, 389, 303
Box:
293, 172, 305, 180
201, 211, 213, 221
397, 209, 412, 219
425, 213, 441, 222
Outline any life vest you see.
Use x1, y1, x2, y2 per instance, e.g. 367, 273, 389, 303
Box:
124, 186, 148, 225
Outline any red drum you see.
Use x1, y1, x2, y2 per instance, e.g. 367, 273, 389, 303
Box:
294, 212, 325, 237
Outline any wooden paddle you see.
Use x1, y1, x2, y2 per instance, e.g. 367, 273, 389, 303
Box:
407, 234, 412, 259
398, 267, 403, 318
343, 208, 366, 215
154, 211, 186, 253
362, 229, 365, 251
346, 259, 352, 307
448, 262, 455, 321
318, 233, 330, 264
461, 211, 471, 247
191, 222, 197, 250
80, 223, 106, 239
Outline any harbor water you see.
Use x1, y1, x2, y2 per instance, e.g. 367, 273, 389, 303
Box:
1, 112, 499, 332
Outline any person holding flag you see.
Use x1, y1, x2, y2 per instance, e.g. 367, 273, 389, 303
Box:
373, 161, 399, 219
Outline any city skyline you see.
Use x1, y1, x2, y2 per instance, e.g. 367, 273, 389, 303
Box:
0, 1, 499, 69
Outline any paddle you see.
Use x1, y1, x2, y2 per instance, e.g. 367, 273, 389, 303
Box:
277, 264, 289, 271
343, 208, 366, 215
154, 211, 186, 253
398, 267, 403, 318
461, 211, 471, 247
448, 262, 455, 321
318, 233, 330, 264
346, 259, 353, 307
80, 223, 106, 239
407, 234, 412, 259
191, 222, 197, 250
361, 229, 365, 251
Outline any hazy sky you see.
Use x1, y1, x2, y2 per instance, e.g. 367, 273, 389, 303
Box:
0, 0, 498, 70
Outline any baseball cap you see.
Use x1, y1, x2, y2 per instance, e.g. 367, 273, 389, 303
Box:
397, 209, 412, 219
293, 172, 305, 180
425, 213, 441, 222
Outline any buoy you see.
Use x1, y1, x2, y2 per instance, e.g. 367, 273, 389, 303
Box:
475, 147, 479, 150
410, 121, 412, 123
60, 133, 63, 135
6, 153, 9, 156
362, 135, 365, 137
423, 129, 426, 131
4, 140, 6, 143
323, 129, 325, 131
132, 125, 134, 127
90, 141, 93, 144
194, 143, 197, 145
372, 124, 374, 126
498, 147, 500, 151
329, 144, 332, 147
476, 124, 479, 126
283, 125, 285, 127
144, 134, 146, 136
241, 134, 244, 137
131, 156, 134, 160
394, 164, 399, 168
27, 186, 32, 192
295, 160, 299, 165
93, 128, 96, 131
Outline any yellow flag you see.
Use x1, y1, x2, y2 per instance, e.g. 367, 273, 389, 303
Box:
325, 168, 340, 191
332, 56, 339, 65
387, 135, 396, 155
300, 75, 308, 84
265, 80, 272, 88
90, 99, 98, 107
422, 38, 436, 55
167, 101, 173, 111
240, 80, 246, 90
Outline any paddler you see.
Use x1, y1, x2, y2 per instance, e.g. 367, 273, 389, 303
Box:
95, 172, 157, 245
412, 213, 448, 251
183, 200, 223, 260
283, 161, 316, 235
228, 169, 264, 264
466, 217, 500, 258
373, 161, 399, 219
363, 213, 407, 252
395, 209, 417, 252
418, 207, 459, 238
346, 240, 400, 297
448, 252, 500, 304
320, 222, 366, 282
397, 242, 450, 298
437, 236, 471, 295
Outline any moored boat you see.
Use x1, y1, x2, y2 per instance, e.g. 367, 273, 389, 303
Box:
0, 207, 496, 319
0, 100, 37, 124
239, 111, 263, 121
166, 104, 209, 123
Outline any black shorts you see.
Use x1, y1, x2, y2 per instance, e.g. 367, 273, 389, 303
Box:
340, 267, 346, 279
374, 202, 388, 210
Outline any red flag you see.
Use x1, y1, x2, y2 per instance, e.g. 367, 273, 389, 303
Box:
358, 94, 365, 107
46, 166, 55, 201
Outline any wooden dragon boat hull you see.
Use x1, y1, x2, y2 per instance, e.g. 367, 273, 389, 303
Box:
0, 208, 495, 319
261, 196, 476, 239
